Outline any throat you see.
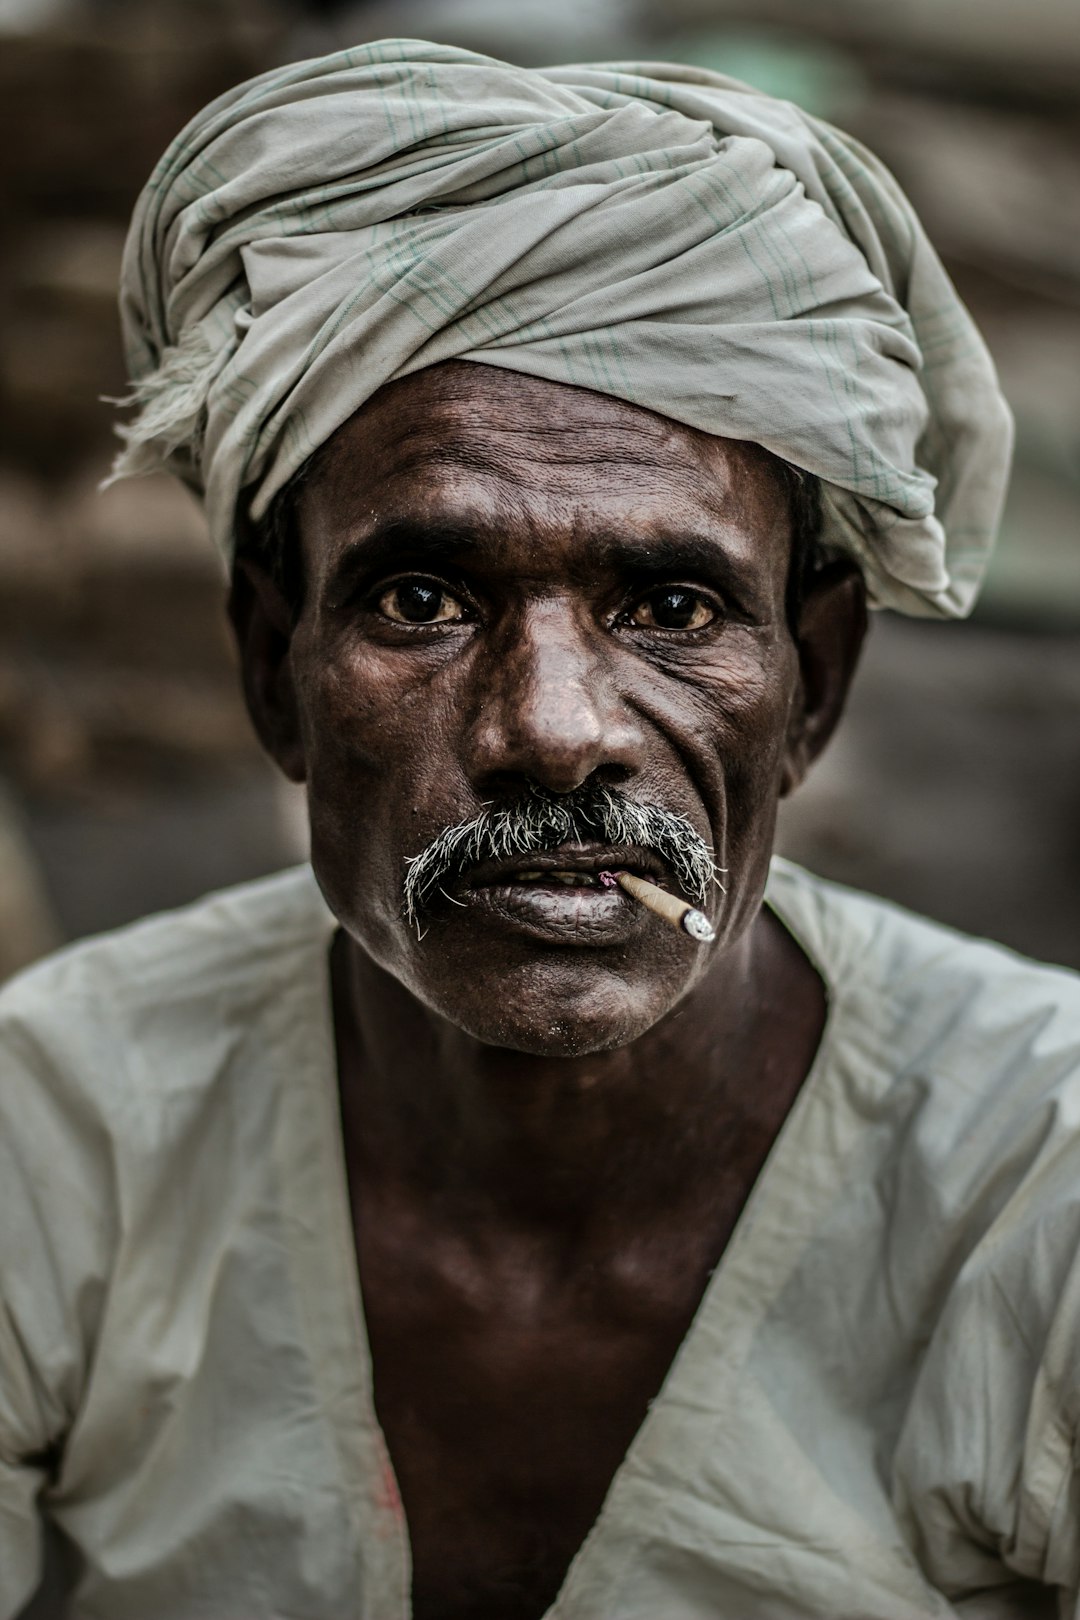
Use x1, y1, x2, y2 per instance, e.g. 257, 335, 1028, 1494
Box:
328, 903, 826, 1234
327, 907, 827, 1618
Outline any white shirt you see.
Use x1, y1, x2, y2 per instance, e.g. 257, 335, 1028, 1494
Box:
2, 861, 1079, 1619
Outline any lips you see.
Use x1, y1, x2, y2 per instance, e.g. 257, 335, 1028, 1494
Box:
433, 843, 675, 947
465, 844, 670, 894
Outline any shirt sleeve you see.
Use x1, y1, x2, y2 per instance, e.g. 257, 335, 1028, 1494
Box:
0, 1297, 47, 1618
0, 964, 121, 1618
891, 1176, 1080, 1604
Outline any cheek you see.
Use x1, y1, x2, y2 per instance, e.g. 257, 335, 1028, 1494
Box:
296, 636, 454, 789
626, 636, 797, 820
297, 638, 405, 762
292, 638, 474, 922
657, 643, 796, 936
620, 636, 795, 949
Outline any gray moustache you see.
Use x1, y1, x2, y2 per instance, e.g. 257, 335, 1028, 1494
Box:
403, 784, 720, 928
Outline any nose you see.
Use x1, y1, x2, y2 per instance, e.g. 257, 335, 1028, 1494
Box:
464, 599, 647, 797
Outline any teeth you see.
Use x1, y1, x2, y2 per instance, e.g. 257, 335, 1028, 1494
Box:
512, 869, 600, 887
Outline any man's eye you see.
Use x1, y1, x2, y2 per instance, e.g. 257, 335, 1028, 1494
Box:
628, 588, 717, 631
377, 580, 465, 624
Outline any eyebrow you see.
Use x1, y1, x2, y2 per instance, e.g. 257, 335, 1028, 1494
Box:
327, 516, 763, 602
328, 520, 478, 597
589, 533, 756, 588
559, 528, 767, 609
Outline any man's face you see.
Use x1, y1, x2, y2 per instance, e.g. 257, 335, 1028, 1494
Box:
258, 364, 839, 1055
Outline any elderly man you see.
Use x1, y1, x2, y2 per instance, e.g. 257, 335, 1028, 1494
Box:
2, 37, 1078, 1620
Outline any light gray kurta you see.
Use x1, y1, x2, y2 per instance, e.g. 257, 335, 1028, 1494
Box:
2, 861, 1079, 1619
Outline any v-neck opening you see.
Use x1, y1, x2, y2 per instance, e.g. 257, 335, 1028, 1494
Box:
302, 862, 850, 1620
544, 867, 849, 1614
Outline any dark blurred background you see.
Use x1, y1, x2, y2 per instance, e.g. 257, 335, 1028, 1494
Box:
1, 0, 1078, 988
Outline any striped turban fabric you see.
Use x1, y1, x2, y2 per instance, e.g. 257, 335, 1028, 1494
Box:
112, 39, 1013, 616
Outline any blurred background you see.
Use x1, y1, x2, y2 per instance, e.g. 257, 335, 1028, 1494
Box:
0, 0, 1078, 989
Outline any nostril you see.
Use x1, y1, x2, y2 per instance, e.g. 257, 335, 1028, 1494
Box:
473, 763, 638, 805
593, 763, 635, 790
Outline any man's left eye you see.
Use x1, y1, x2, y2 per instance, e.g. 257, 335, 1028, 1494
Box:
377, 580, 465, 624
627, 588, 717, 630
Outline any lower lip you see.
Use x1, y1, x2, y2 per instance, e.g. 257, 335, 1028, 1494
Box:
463, 881, 648, 944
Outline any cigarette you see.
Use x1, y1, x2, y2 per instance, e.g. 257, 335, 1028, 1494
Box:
600, 870, 716, 944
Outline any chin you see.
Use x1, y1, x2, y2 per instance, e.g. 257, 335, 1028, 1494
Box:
456, 1015, 647, 1059
438, 978, 680, 1057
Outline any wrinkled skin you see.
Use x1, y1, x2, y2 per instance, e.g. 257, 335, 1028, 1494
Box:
231, 362, 866, 1620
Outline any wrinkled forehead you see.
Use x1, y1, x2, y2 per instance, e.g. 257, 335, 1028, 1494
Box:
295, 362, 797, 587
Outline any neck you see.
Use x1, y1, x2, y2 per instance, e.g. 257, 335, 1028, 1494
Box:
331, 906, 825, 1242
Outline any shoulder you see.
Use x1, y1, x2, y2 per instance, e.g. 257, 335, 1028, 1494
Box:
0, 864, 333, 1102
768, 854, 1079, 1001
767, 856, 1080, 1112
0, 867, 335, 1449
769, 859, 1080, 1319
0, 861, 335, 1203
0, 862, 331, 1006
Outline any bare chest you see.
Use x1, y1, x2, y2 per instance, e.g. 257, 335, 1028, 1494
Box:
356, 1222, 732, 1620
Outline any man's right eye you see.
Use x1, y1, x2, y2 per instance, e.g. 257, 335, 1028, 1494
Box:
377, 580, 466, 624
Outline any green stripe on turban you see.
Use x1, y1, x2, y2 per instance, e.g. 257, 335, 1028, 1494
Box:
112, 38, 1012, 617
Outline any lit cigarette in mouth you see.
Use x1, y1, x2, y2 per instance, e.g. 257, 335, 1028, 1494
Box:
599, 871, 716, 944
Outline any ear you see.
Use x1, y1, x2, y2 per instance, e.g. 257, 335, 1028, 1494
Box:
227, 560, 307, 783
780, 561, 868, 798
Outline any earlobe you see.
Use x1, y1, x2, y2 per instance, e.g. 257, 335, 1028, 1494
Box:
227, 560, 307, 783
780, 562, 868, 798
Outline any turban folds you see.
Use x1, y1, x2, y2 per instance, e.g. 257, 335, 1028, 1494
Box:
114, 39, 1012, 616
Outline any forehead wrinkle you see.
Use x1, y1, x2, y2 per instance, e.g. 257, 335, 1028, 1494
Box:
382, 428, 758, 521
318, 359, 784, 495
304, 374, 794, 589
373, 425, 710, 491
357, 365, 749, 482
311, 455, 789, 592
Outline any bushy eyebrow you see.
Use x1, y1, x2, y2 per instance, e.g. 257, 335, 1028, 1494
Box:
593, 534, 755, 590
328, 520, 477, 596
327, 516, 765, 604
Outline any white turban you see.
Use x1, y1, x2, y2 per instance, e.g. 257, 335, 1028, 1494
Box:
112, 38, 1012, 616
